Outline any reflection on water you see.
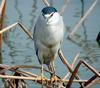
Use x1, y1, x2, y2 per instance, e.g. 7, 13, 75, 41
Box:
81, 0, 88, 41
81, 0, 84, 17
73, 0, 99, 67
0, 0, 100, 88
49, 0, 53, 6
29, 0, 37, 31
83, 40, 100, 61
14, 0, 23, 21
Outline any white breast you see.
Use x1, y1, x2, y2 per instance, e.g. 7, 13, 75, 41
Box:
34, 12, 64, 47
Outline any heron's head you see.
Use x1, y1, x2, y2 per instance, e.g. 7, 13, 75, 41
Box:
42, 7, 60, 24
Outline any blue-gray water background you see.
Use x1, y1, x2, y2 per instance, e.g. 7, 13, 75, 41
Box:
0, 0, 100, 88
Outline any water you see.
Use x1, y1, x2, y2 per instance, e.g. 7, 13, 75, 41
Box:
0, 0, 100, 88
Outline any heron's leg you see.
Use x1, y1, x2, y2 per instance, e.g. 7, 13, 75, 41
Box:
51, 61, 56, 75
41, 63, 44, 88
41, 64, 43, 77
47, 62, 55, 78
48, 62, 59, 88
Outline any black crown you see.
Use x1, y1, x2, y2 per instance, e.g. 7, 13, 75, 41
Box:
42, 7, 57, 15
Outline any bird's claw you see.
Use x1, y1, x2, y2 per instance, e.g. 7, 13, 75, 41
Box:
50, 75, 60, 83
37, 75, 46, 83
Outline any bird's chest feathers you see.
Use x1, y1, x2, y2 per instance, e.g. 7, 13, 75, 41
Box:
44, 25, 58, 39
41, 24, 62, 46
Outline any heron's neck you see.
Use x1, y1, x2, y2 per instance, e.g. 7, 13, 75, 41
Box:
47, 13, 61, 25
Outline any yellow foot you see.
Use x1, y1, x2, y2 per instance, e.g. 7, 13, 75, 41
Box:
50, 75, 60, 83
50, 75, 62, 88
37, 75, 46, 83
37, 76, 44, 88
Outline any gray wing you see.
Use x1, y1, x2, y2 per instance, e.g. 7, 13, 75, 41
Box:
33, 25, 38, 55
33, 26, 41, 64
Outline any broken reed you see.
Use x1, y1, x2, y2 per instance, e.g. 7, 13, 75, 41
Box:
0, 54, 99, 88
0, 0, 6, 48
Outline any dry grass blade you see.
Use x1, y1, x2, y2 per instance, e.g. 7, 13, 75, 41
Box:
68, 0, 98, 38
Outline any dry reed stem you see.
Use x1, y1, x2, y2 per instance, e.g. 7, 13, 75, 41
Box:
68, 0, 98, 38
63, 53, 79, 80
59, 0, 69, 15
0, 64, 51, 76
7, 80, 15, 88
0, 64, 52, 76
0, 0, 6, 48
66, 60, 100, 88
0, 74, 88, 83
0, 64, 88, 88
0, 64, 99, 87
0, 74, 39, 81
12, 65, 51, 73
0, 64, 38, 78
82, 60, 100, 77
58, 50, 84, 87
0, 22, 33, 40
85, 78, 100, 88
84, 72, 100, 87
0, 22, 18, 34
58, 49, 72, 72
71, 53, 80, 67
0, 0, 6, 16
42, 0, 69, 15
18, 22, 33, 40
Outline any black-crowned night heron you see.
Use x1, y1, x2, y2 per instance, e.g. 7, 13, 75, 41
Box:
33, 6, 64, 77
